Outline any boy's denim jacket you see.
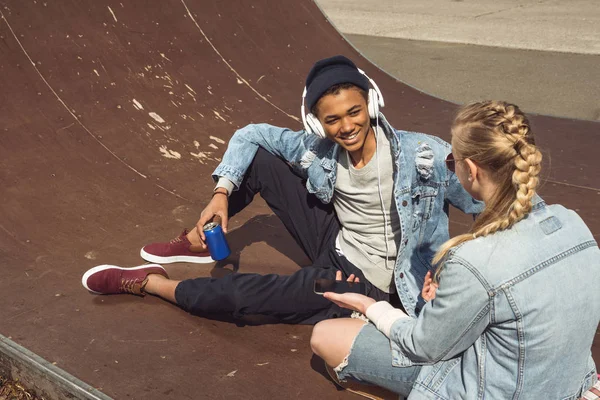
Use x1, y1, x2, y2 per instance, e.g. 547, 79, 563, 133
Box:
212, 113, 482, 317
392, 197, 599, 399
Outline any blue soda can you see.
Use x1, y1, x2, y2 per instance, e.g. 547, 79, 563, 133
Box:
203, 222, 231, 261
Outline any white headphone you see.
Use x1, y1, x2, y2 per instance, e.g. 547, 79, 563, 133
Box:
300, 68, 385, 139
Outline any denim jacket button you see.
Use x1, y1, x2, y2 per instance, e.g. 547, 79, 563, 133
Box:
399, 272, 404, 278
402, 200, 408, 207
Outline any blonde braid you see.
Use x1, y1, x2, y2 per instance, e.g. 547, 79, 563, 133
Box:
473, 104, 542, 238
433, 101, 542, 281
510, 139, 541, 218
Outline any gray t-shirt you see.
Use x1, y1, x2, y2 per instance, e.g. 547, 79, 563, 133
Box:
334, 129, 401, 293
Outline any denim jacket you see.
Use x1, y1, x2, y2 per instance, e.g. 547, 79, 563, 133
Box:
212, 113, 482, 317
388, 197, 600, 399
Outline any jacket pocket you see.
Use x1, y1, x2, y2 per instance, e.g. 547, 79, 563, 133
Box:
419, 358, 461, 391
560, 367, 598, 400
411, 185, 438, 233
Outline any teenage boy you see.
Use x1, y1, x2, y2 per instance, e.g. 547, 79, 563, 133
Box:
82, 55, 482, 324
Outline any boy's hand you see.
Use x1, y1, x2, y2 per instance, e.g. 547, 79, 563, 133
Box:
195, 190, 229, 243
335, 270, 359, 283
324, 271, 375, 314
422, 270, 439, 302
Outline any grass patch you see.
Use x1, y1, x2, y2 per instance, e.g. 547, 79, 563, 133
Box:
0, 375, 44, 400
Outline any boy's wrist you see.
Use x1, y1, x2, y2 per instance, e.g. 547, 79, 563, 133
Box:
212, 190, 228, 198
214, 177, 234, 196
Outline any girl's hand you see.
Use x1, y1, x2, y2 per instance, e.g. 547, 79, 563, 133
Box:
422, 271, 439, 302
324, 292, 376, 314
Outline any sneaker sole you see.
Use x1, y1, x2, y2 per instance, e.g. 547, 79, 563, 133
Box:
140, 248, 214, 264
81, 264, 166, 294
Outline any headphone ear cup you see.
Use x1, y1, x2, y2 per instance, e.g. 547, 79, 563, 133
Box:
368, 88, 379, 119
306, 113, 326, 139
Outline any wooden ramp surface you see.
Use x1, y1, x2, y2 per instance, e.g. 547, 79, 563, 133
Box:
0, 1, 598, 398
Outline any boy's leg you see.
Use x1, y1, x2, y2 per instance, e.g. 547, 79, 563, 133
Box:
174, 264, 345, 324
173, 243, 390, 325
225, 148, 340, 263
82, 255, 355, 324
144, 274, 179, 303
143, 148, 339, 264
84, 241, 390, 325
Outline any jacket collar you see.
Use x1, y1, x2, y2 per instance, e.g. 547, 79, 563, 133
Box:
531, 194, 545, 211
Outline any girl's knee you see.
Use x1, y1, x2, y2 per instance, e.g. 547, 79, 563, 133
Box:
310, 320, 330, 356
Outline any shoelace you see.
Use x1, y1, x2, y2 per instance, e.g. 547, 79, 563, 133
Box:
169, 230, 188, 244
119, 277, 143, 294
169, 236, 183, 244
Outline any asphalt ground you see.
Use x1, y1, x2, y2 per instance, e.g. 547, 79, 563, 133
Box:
343, 35, 600, 121
316, 0, 600, 54
317, 0, 600, 120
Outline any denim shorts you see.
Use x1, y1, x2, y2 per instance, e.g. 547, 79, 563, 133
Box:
335, 322, 422, 397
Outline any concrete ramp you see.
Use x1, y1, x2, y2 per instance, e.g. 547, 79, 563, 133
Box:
1, 0, 598, 398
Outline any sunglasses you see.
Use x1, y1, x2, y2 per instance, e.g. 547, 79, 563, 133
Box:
445, 153, 460, 173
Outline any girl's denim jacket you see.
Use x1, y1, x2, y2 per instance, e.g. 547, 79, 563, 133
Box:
212, 113, 482, 318
392, 197, 599, 399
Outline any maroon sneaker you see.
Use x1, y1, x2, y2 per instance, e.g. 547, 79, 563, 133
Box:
140, 229, 214, 264
82, 264, 168, 296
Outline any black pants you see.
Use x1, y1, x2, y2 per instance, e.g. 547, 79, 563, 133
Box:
175, 149, 390, 324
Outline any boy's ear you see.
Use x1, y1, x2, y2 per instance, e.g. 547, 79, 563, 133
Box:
311, 103, 320, 119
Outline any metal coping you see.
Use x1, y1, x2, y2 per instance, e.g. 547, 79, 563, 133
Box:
0, 334, 112, 400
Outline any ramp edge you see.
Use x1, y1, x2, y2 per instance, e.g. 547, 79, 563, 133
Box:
0, 334, 112, 400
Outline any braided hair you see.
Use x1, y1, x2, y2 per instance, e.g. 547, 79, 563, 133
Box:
433, 101, 543, 280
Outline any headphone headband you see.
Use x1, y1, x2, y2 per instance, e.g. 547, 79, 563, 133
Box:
301, 87, 309, 134
357, 68, 384, 108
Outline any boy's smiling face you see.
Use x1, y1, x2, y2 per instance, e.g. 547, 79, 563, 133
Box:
314, 87, 372, 155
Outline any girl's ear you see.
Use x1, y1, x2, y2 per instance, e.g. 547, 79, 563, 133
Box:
464, 158, 479, 182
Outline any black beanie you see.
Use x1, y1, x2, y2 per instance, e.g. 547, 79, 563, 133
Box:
305, 55, 370, 112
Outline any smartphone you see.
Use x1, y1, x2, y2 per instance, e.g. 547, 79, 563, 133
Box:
314, 278, 367, 295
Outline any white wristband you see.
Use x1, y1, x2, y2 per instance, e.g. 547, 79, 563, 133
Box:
365, 301, 409, 337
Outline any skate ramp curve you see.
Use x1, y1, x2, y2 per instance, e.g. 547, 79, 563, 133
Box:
1, 0, 598, 398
